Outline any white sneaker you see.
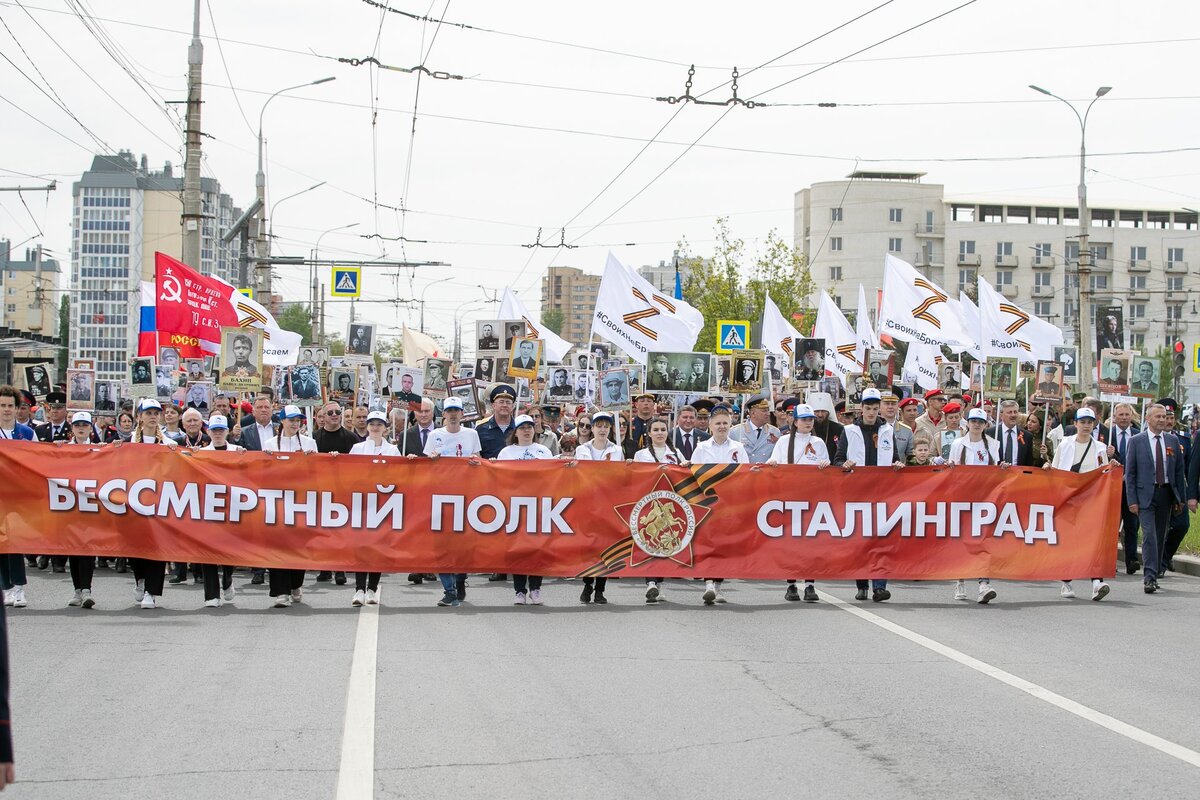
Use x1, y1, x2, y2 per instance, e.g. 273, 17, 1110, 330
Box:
290, 589, 303, 603
134, 579, 145, 602
203, 598, 220, 608
977, 583, 996, 604
68, 590, 83, 607
272, 595, 291, 608
11, 586, 26, 608
140, 593, 157, 609
1091, 581, 1110, 601
365, 589, 378, 605
352, 590, 366, 607
80, 589, 95, 609
702, 581, 717, 605
645, 582, 660, 603
514, 591, 527, 605
529, 589, 543, 605
714, 589, 727, 604
3, 589, 12, 607
222, 585, 235, 602
953, 581, 968, 601
1060, 582, 1076, 599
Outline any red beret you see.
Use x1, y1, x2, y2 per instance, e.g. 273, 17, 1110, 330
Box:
924, 388, 945, 401
942, 400, 962, 414
898, 397, 919, 409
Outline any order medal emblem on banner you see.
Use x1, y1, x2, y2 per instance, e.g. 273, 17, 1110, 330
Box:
615, 474, 711, 566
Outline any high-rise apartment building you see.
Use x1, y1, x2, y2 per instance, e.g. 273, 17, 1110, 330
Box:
540, 265, 601, 347
0, 241, 60, 334
71, 150, 243, 381
795, 171, 1200, 352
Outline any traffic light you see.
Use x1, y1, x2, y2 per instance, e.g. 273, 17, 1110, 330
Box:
1174, 340, 1186, 380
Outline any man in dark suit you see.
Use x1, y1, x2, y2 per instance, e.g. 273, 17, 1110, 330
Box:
669, 404, 710, 460
1124, 403, 1186, 593
1102, 402, 1142, 572
987, 399, 1034, 467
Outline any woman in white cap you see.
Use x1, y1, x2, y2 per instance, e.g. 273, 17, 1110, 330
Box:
1044, 406, 1111, 601
347, 410, 400, 606
264, 406, 317, 607
197, 415, 242, 608
498, 414, 555, 605
573, 411, 623, 604
947, 407, 1009, 604
767, 403, 830, 604
633, 417, 684, 604
65, 412, 99, 608
122, 399, 176, 609
690, 404, 750, 605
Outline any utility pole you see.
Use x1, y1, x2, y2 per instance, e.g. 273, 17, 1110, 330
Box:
181, 0, 204, 272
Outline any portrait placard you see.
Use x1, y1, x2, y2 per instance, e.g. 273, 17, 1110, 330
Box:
346, 323, 375, 357
500, 320, 527, 351
866, 348, 894, 390
218, 327, 264, 392
1052, 345, 1078, 384
793, 338, 825, 382
1128, 355, 1161, 398
1033, 360, 1065, 404
937, 361, 962, 395
127, 358, 156, 398
329, 367, 358, 401
597, 368, 631, 408
476, 320, 502, 353
506, 337, 543, 381
282, 364, 323, 406
645, 351, 713, 395
93, 380, 119, 411
984, 357, 1018, 398
423, 357, 452, 399
22, 363, 53, 399
1098, 348, 1132, 395
65, 369, 96, 412
730, 351, 765, 395
447, 378, 481, 422
184, 381, 215, 415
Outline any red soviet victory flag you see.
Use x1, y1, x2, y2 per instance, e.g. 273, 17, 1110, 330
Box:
154, 252, 238, 344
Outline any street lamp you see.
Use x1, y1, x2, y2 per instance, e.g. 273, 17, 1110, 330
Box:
419, 277, 453, 333
311, 222, 360, 346
1028, 84, 1111, 394
254, 76, 336, 305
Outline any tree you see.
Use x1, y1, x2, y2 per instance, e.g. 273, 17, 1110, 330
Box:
275, 303, 313, 344
680, 218, 816, 353
542, 308, 565, 336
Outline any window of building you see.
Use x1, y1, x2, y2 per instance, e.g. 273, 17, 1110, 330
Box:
1007, 206, 1031, 224
1118, 210, 1143, 228
888, 208, 903, 223
1129, 245, 1147, 265
1035, 208, 1059, 225
959, 240, 975, 255
1035, 271, 1052, 287
1034, 243, 1053, 264
981, 206, 1003, 223
1129, 304, 1146, 319
1034, 301, 1052, 317
4, 304, 13, 314
1091, 209, 1115, 227
951, 204, 975, 222
888, 237, 903, 252
1089, 275, 1108, 291
923, 210, 936, 233
996, 242, 1013, 256
995, 270, 1013, 288
1093, 245, 1109, 263
1167, 276, 1184, 291
829, 266, 842, 281
1167, 246, 1184, 265
1065, 242, 1080, 262
830, 236, 842, 252
958, 269, 977, 290
1168, 304, 1182, 320
830, 207, 842, 222
1130, 333, 1145, 349
1129, 275, 1147, 290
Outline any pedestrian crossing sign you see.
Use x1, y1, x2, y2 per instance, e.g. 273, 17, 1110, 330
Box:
716, 320, 750, 354
331, 267, 361, 298
237, 288, 253, 299
1193, 343, 1200, 372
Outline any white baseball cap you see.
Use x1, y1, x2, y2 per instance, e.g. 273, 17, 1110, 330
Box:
967, 408, 988, 422
793, 403, 816, 420
1075, 407, 1096, 421
138, 399, 162, 413
366, 410, 388, 424
207, 414, 229, 430
443, 396, 464, 412
861, 388, 882, 403
514, 414, 535, 427
280, 405, 305, 420
70, 411, 92, 425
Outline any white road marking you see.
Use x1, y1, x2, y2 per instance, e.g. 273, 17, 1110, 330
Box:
336, 602, 380, 799
819, 591, 1200, 770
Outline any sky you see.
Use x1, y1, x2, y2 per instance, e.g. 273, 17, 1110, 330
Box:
2, 0, 1198, 359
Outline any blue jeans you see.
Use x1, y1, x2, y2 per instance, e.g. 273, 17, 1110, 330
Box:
856, 579, 887, 590
439, 573, 465, 596
0, 554, 26, 589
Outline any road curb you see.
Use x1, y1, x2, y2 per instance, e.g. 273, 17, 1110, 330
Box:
1117, 544, 1200, 577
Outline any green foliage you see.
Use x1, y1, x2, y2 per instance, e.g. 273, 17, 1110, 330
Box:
680, 218, 815, 353
275, 303, 313, 344
541, 308, 565, 336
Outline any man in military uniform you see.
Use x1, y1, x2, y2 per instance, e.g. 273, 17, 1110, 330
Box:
727, 393, 780, 463
34, 392, 70, 442
647, 355, 672, 391
392, 372, 422, 406
476, 383, 519, 582
684, 356, 709, 393
477, 323, 499, 351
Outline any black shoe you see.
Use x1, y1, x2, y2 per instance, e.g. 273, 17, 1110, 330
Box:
488, 573, 508, 582
36, 556, 48, 570
784, 583, 801, 601
854, 588, 868, 601
872, 588, 891, 602
424, 574, 437, 581
456, 577, 466, 601
315, 571, 332, 582
580, 584, 594, 604
803, 584, 819, 603
593, 591, 608, 605
24, 557, 36, 568
1126, 559, 1141, 575
52, 564, 66, 574
95, 558, 109, 569
1144, 582, 1157, 594
168, 575, 185, 585
407, 574, 424, 584
250, 573, 265, 585
115, 557, 127, 574
1163, 560, 1174, 573
334, 572, 347, 585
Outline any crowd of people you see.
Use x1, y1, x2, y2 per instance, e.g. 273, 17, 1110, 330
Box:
1, 375, 1198, 611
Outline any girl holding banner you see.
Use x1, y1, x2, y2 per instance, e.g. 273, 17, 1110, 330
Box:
348, 411, 400, 607
575, 411, 624, 604
122, 399, 176, 609
633, 417, 685, 605
498, 414, 555, 605
1044, 406, 1112, 601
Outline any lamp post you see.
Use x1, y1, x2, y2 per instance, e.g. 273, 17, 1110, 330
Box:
311, 222, 360, 346
1029, 84, 1111, 394
419, 277, 453, 333
255, 76, 336, 305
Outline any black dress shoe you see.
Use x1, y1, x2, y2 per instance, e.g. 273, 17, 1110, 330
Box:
593, 591, 608, 605
407, 574, 424, 584
854, 588, 868, 601
334, 572, 347, 585
1144, 581, 1158, 594
488, 573, 508, 582
168, 575, 185, 585
784, 583, 801, 601
872, 588, 891, 602
1126, 559, 1141, 575
250, 572, 264, 585
24, 557, 36, 568
36, 556, 48, 570
580, 584, 594, 604
52, 564, 66, 574
115, 557, 127, 574
315, 571, 332, 582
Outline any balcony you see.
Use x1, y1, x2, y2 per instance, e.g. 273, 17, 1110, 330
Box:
1166, 291, 1188, 304
996, 284, 1018, 299
1032, 285, 1055, 298
1166, 320, 1186, 333
1166, 260, 1189, 274
1091, 292, 1117, 305
957, 253, 981, 267
1127, 288, 1150, 302
995, 254, 1019, 268
1128, 259, 1151, 273
1032, 256, 1057, 269
914, 223, 944, 237
1087, 259, 1113, 273
1129, 319, 1150, 333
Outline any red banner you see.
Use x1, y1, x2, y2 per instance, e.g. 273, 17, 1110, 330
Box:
154, 252, 238, 344
0, 442, 1123, 580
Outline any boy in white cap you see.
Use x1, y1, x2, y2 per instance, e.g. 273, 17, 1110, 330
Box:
947, 406, 1009, 604
767, 403, 830, 603
264, 406, 317, 607
198, 415, 241, 607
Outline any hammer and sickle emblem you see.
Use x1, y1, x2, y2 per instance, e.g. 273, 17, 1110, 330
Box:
160, 275, 183, 304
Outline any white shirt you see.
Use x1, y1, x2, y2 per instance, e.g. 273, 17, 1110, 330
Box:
1051, 436, 1109, 473
691, 437, 750, 465
256, 422, 275, 444
769, 432, 829, 465
201, 442, 245, 452
948, 436, 998, 466
498, 443, 554, 461
264, 434, 318, 453
574, 441, 623, 461
350, 439, 401, 456
634, 445, 683, 464
423, 427, 481, 458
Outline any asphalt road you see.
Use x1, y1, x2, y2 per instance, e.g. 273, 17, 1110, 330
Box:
6, 566, 1200, 799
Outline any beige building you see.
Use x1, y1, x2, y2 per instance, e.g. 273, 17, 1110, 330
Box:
795, 171, 1200, 353
541, 266, 601, 348
0, 241, 60, 335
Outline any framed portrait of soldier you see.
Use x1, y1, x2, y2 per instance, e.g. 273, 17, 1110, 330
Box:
624, 364, 644, 395
155, 366, 176, 401
474, 356, 496, 384
793, 338, 826, 381
546, 366, 573, 400
514, 376, 533, 404
646, 351, 711, 394
447, 378, 481, 422
65, 369, 96, 411
572, 351, 593, 371
184, 381, 215, 414
157, 345, 182, 373
1033, 360, 1065, 404
423, 357, 452, 399
589, 343, 610, 365
1129, 355, 1161, 398
764, 353, 783, 383
218, 327, 263, 392
818, 376, 843, 404
183, 358, 206, 384
598, 368, 631, 408
1053, 345, 1078, 384
128, 358, 155, 398
1098, 348, 1132, 394
730, 351, 764, 395
94, 380, 119, 411
506, 338, 543, 381
457, 363, 475, 381
572, 371, 594, 403
866, 348, 894, 390
1096, 306, 1124, 353
329, 368, 358, 401
346, 323, 375, 357
493, 358, 513, 386
937, 361, 962, 396
845, 372, 867, 411
715, 356, 732, 391
390, 366, 424, 410
984, 357, 1018, 399
501, 320, 527, 351
476, 320, 502, 353
284, 364, 323, 406
22, 362, 53, 399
